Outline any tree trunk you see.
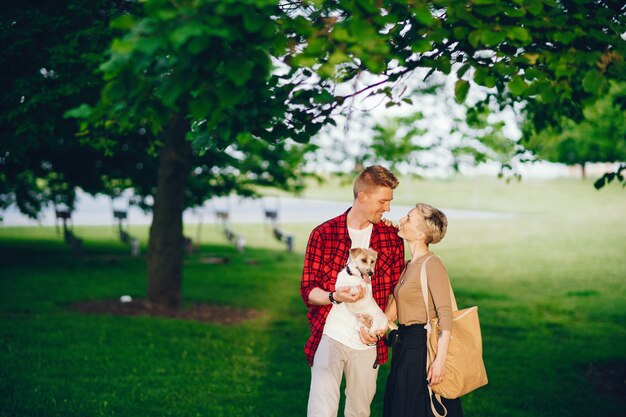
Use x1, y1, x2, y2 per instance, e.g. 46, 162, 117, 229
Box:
581, 162, 586, 179
147, 115, 191, 309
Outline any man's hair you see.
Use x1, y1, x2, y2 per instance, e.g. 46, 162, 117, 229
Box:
415, 203, 448, 245
353, 165, 399, 198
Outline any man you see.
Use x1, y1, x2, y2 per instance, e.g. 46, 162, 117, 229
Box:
301, 165, 406, 417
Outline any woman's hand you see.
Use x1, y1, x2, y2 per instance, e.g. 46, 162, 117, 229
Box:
427, 356, 447, 386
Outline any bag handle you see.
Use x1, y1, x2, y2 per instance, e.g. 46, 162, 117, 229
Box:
428, 388, 448, 417
420, 255, 453, 417
420, 255, 458, 323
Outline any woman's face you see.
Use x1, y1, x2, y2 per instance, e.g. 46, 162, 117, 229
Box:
397, 208, 425, 242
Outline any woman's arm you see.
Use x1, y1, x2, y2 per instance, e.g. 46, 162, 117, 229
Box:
427, 329, 450, 386
426, 257, 453, 386
384, 294, 397, 323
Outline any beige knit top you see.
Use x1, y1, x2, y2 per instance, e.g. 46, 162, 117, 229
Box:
393, 253, 453, 330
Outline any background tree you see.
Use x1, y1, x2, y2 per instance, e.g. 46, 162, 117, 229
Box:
312, 80, 518, 177
287, 0, 625, 179
2, 1, 315, 309
69, 0, 330, 308
523, 81, 626, 182
0, 0, 137, 218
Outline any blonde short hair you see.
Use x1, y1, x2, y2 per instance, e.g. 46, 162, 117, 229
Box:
353, 165, 399, 199
415, 203, 447, 245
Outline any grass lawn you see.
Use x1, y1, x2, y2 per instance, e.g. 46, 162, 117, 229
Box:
1, 176, 624, 416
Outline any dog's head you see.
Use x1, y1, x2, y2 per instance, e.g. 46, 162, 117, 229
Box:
348, 248, 378, 280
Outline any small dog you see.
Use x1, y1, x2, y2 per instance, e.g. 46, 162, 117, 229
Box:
335, 248, 397, 337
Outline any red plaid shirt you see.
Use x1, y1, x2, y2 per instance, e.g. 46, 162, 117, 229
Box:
300, 208, 405, 366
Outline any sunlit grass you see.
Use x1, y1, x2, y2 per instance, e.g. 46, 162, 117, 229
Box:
1, 177, 624, 416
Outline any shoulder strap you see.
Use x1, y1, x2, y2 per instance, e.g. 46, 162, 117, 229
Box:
420, 255, 434, 323
420, 256, 459, 325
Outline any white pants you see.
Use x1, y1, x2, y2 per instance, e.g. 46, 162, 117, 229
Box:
307, 335, 379, 417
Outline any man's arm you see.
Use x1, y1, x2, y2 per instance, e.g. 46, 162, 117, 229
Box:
307, 286, 366, 306
300, 229, 324, 306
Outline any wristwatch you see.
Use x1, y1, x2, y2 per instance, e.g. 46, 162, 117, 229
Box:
329, 291, 342, 305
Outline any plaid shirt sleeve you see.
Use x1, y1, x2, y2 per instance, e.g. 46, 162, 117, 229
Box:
300, 213, 352, 366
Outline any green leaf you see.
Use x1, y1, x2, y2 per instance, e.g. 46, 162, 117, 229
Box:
135, 37, 162, 55
481, 30, 507, 46
435, 57, 451, 75
411, 38, 432, 53
332, 26, 353, 43
313, 90, 335, 105
454, 79, 470, 104
457, 63, 471, 79
243, 11, 264, 33
102, 80, 127, 103
582, 70, 605, 94
508, 75, 528, 96
291, 15, 314, 37
63, 104, 93, 120
414, 6, 436, 26
468, 30, 482, 48
189, 98, 214, 120
474, 67, 494, 87
473, 68, 485, 85
169, 22, 205, 48
594, 176, 606, 189
302, 37, 326, 57
110, 14, 136, 30
582, 70, 599, 93
504, 7, 526, 17
453, 26, 469, 40
526, 0, 543, 16
507, 27, 531, 44
110, 38, 134, 55
224, 59, 255, 87
554, 31, 577, 45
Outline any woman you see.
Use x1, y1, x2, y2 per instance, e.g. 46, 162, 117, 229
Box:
383, 203, 463, 417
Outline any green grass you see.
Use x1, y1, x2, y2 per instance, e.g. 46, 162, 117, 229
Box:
1, 176, 625, 416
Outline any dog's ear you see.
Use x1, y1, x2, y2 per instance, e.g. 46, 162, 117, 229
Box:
349, 248, 361, 258
367, 248, 378, 260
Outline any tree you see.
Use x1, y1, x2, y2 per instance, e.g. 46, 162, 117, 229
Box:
0, 0, 137, 218
1, 1, 315, 309
68, 0, 329, 308
313, 80, 518, 177
4, 0, 624, 308
284, 0, 625, 180
523, 81, 626, 180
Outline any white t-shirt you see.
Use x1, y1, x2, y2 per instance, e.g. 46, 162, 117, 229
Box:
323, 224, 374, 350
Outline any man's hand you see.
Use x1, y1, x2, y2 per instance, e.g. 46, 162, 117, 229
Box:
358, 326, 385, 346
333, 285, 365, 303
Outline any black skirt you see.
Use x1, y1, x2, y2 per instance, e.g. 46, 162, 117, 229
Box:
383, 324, 463, 417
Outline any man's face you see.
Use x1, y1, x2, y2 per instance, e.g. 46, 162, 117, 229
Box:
361, 186, 393, 224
